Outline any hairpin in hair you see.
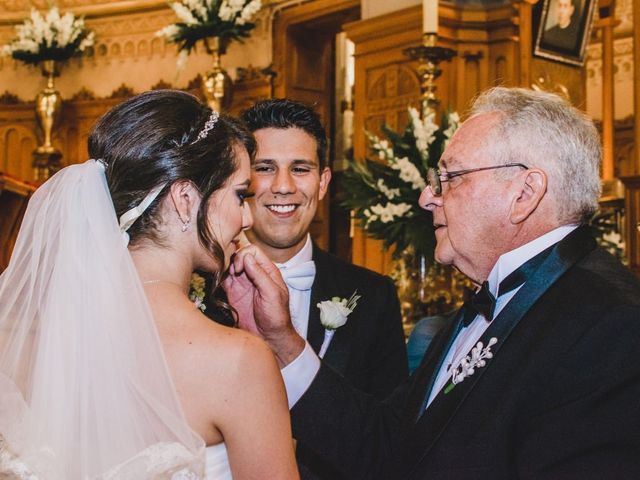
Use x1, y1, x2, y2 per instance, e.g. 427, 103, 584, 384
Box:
193, 110, 220, 143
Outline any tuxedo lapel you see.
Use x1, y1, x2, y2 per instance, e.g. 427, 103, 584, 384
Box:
399, 227, 597, 477
308, 273, 327, 353
404, 312, 463, 423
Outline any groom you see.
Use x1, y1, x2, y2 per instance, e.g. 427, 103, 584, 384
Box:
240, 99, 408, 479
228, 87, 640, 478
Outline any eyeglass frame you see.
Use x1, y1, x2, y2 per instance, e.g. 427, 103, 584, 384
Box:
426, 163, 529, 196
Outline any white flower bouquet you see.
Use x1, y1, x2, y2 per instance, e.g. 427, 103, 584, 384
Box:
342, 107, 459, 261
1, 7, 94, 65
156, 0, 261, 65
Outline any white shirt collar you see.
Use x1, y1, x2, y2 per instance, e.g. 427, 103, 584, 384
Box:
486, 224, 578, 296
276, 234, 313, 269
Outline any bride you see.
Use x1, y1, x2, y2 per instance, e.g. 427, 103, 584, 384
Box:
0, 90, 299, 479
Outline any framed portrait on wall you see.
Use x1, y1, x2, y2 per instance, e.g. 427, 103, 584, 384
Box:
534, 0, 596, 66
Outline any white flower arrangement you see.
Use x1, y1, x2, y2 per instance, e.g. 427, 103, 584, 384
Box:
342, 107, 459, 261
444, 337, 498, 394
316, 291, 361, 358
156, 0, 262, 67
1, 6, 94, 65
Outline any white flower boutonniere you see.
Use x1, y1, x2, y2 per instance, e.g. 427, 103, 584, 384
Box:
444, 337, 498, 395
189, 272, 207, 312
316, 291, 361, 358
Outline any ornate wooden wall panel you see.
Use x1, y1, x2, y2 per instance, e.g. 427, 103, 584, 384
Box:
344, 3, 519, 274
271, 0, 360, 252
620, 176, 640, 274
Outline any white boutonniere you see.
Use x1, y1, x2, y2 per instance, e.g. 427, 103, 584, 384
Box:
316, 291, 361, 358
189, 272, 207, 312
444, 337, 498, 394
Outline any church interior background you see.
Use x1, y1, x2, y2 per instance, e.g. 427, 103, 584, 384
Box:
1, 0, 639, 327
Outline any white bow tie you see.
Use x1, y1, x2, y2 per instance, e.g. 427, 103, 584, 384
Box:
278, 261, 316, 291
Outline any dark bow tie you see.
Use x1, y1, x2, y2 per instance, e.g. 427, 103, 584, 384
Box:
461, 245, 554, 327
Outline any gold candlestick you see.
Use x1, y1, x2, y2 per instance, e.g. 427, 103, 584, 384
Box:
33, 59, 63, 181
403, 33, 456, 118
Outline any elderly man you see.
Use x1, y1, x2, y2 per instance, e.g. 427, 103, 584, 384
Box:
226, 87, 640, 478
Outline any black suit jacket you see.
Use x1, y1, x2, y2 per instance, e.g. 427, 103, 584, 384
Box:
306, 245, 408, 397
291, 227, 640, 479
296, 245, 408, 479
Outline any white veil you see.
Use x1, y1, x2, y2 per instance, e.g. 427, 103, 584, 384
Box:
0, 160, 204, 478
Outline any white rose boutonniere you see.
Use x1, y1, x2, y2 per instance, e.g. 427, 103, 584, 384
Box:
317, 291, 361, 358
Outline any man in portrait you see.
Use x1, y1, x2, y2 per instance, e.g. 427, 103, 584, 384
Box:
543, 0, 581, 51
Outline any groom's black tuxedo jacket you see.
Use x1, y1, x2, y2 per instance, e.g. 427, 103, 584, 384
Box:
296, 245, 408, 479
291, 227, 640, 479
306, 244, 408, 397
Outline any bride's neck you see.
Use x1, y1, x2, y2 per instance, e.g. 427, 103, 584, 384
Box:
129, 243, 193, 292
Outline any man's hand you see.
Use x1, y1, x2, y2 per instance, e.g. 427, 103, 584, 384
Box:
223, 245, 305, 367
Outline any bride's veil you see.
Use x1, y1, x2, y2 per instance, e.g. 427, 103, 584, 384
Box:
0, 160, 204, 478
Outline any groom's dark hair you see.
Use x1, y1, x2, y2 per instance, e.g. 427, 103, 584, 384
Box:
241, 98, 328, 169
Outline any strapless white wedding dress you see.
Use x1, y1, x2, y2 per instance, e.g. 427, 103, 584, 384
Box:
205, 443, 232, 479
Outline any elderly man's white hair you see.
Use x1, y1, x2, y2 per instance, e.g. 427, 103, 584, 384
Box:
468, 87, 601, 224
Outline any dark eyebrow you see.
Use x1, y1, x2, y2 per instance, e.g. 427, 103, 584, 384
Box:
291, 159, 318, 167
252, 158, 318, 168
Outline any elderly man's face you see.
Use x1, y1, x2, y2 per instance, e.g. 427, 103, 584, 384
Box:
419, 112, 516, 283
556, 0, 575, 28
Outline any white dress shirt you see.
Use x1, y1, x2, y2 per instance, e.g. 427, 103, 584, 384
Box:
276, 234, 314, 338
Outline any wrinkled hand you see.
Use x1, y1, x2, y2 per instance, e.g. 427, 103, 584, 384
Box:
223, 245, 305, 366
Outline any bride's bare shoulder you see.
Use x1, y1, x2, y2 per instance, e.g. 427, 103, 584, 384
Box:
169, 309, 277, 378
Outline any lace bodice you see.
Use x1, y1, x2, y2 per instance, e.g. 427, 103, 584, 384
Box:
0, 437, 205, 479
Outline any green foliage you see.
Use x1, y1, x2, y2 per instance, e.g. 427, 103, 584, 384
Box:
341, 107, 459, 261
588, 207, 626, 261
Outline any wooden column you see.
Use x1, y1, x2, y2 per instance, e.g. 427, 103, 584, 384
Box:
516, 0, 539, 87
597, 0, 618, 180
635, 0, 640, 174
620, 176, 640, 275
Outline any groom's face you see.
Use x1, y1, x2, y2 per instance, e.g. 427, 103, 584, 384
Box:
245, 127, 331, 263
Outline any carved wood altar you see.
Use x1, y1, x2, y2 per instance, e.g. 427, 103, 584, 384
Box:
344, 3, 529, 275
343, 2, 597, 275
0, 174, 35, 272
620, 175, 640, 274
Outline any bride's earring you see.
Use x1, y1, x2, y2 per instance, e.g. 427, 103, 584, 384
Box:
181, 217, 190, 232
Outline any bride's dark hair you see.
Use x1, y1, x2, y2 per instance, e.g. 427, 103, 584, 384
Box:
88, 89, 255, 286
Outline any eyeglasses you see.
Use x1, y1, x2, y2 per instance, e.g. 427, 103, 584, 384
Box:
426, 163, 529, 196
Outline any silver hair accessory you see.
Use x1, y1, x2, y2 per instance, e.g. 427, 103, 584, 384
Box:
192, 110, 220, 143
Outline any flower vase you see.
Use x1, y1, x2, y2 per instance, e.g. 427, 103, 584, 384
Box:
201, 37, 232, 112
33, 59, 62, 181
392, 249, 474, 336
